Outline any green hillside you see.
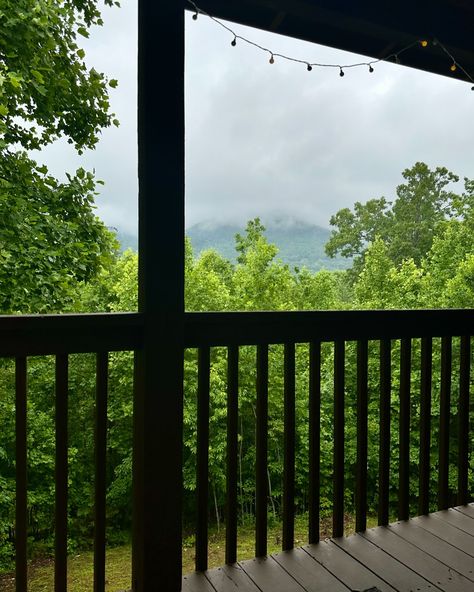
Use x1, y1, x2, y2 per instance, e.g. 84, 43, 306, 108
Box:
187, 220, 350, 272
115, 220, 351, 272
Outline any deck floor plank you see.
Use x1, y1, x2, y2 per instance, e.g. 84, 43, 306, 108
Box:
453, 504, 474, 519
412, 515, 474, 557
205, 563, 261, 591
388, 521, 474, 582
271, 546, 349, 592
433, 508, 474, 536
333, 532, 436, 591
182, 571, 217, 591
188, 508, 474, 592
238, 556, 306, 592
302, 539, 397, 591
362, 525, 474, 591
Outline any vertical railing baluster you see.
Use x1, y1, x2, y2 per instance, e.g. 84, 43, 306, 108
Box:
356, 340, 368, 532
379, 339, 391, 526
283, 343, 295, 550
458, 335, 470, 506
94, 352, 108, 592
16, 357, 27, 592
55, 354, 68, 591
399, 338, 411, 521
225, 345, 239, 565
438, 337, 452, 510
196, 347, 210, 571
308, 341, 321, 544
419, 337, 432, 516
333, 340, 345, 538
255, 344, 268, 557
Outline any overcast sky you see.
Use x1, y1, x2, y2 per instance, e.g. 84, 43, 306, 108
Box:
38, 1, 474, 236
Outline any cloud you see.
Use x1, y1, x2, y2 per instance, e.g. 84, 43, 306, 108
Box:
38, 3, 474, 235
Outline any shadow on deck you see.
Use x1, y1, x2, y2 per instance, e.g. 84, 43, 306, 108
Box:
183, 505, 474, 592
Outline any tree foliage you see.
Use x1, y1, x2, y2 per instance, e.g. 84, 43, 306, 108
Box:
0, 0, 119, 151
0, 153, 116, 312
326, 162, 462, 269
0, 0, 119, 313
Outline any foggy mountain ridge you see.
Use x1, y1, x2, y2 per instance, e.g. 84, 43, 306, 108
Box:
115, 219, 351, 272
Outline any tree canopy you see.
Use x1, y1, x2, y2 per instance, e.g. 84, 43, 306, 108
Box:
0, 0, 119, 313
0, 0, 119, 151
325, 162, 465, 269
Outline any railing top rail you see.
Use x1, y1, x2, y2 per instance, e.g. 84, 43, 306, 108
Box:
184, 309, 474, 347
0, 312, 143, 356
1, 308, 473, 355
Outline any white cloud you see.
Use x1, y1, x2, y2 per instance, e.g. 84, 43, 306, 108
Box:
38, 2, 474, 235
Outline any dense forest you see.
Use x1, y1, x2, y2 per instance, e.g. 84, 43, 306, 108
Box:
1, 160, 474, 568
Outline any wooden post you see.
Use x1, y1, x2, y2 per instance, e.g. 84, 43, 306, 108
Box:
133, 1, 185, 591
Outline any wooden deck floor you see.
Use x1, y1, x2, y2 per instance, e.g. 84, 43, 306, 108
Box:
182, 505, 474, 592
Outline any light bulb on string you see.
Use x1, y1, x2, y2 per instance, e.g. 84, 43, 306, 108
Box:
185, 1, 474, 92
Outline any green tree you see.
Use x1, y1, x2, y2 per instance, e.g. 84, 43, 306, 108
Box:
326, 162, 460, 270
0, 0, 119, 151
0, 0, 119, 313
235, 218, 267, 265
232, 219, 295, 310
0, 154, 117, 313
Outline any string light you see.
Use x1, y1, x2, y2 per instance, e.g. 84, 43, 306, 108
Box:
435, 37, 474, 85
187, 0, 474, 88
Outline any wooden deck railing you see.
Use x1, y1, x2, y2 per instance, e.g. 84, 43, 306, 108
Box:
1, 313, 142, 592
183, 310, 474, 571
2, 308, 473, 590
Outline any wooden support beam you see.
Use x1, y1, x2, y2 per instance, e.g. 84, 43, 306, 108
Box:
133, 1, 185, 591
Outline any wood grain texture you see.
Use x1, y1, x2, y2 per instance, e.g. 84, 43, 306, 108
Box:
186, 509, 474, 591
303, 540, 396, 592
362, 525, 473, 591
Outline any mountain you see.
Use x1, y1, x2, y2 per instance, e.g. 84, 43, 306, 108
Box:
114, 220, 350, 272
115, 230, 138, 252
187, 220, 350, 272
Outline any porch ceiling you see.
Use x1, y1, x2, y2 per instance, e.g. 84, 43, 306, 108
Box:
187, 0, 474, 84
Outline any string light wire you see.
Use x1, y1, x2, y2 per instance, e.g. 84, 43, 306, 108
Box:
187, 0, 474, 89
436, 39, 474, 86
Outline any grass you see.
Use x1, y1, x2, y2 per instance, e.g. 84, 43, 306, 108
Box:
0, 514, 378, 591
0, 547, 132, 592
